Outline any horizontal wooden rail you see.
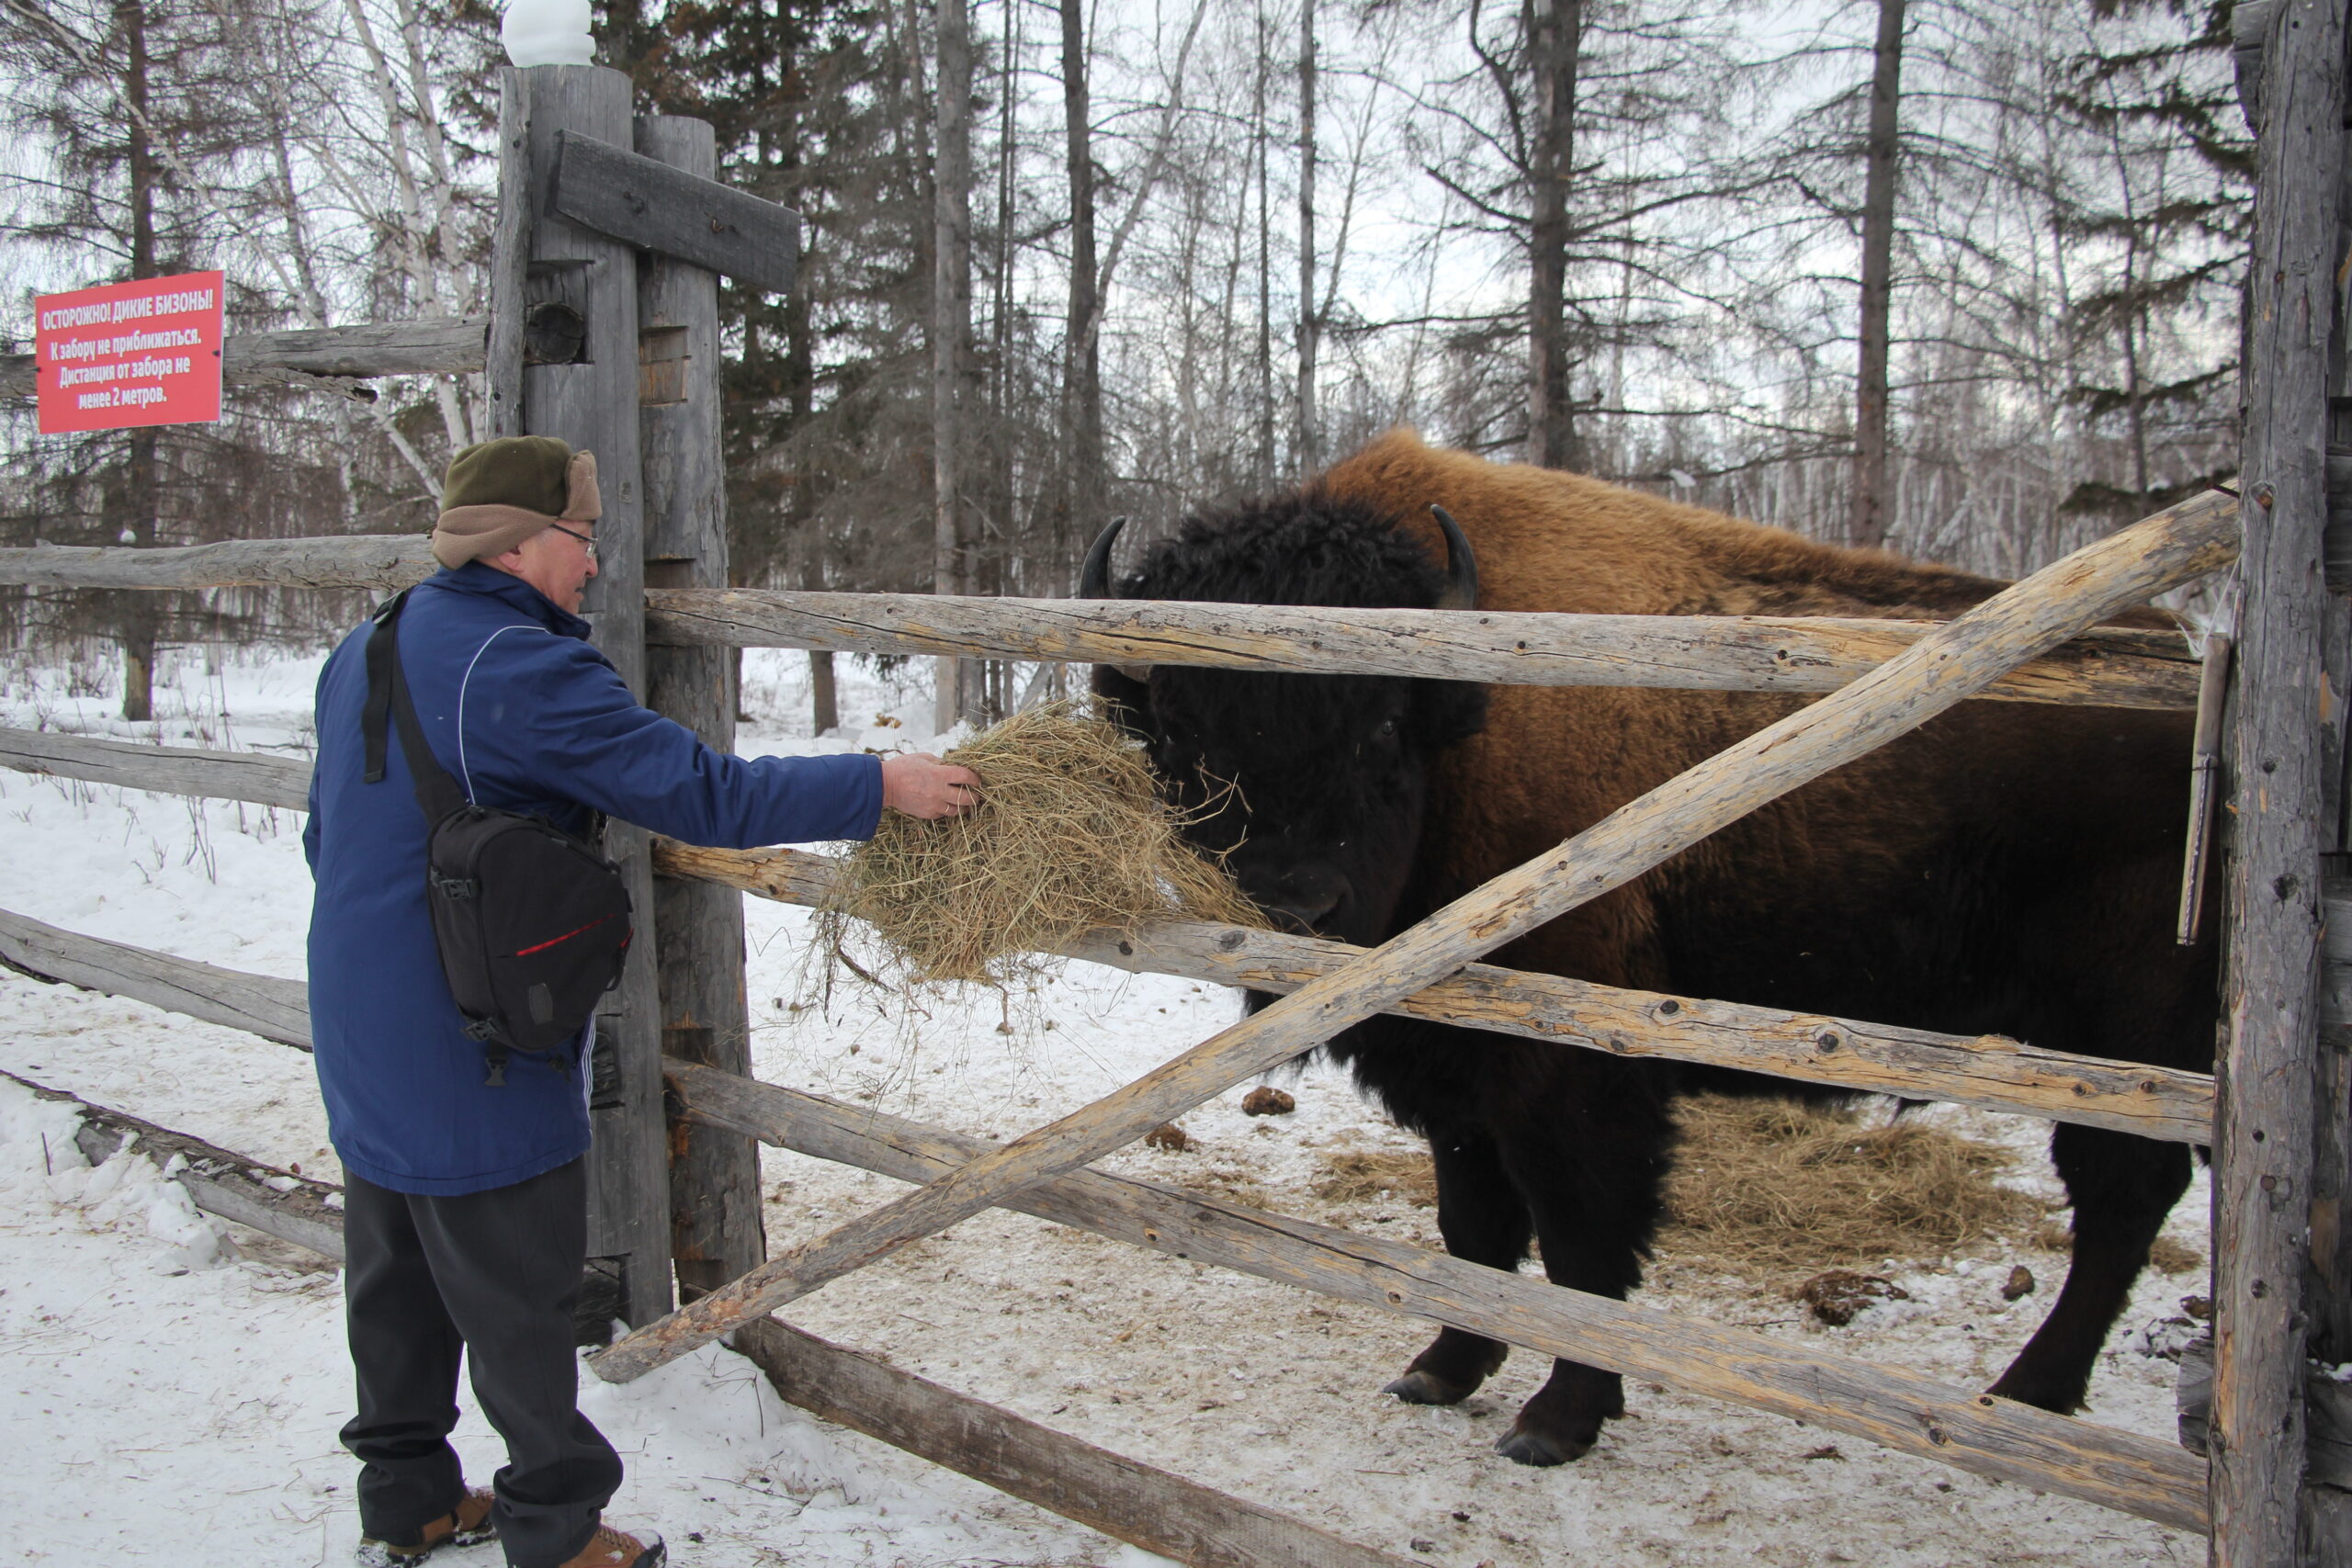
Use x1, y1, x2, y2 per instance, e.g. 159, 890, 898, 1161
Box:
0, 908, 313, 1050
666, 1059, 2211, 1533
0, 316, 489, 401
0, 536, 432, 593
0, 728, 311, 810
3, 1068, 345, 1259
0, 730, 2216, 1141
729, 1319, 1420, 1568
645, 588, 2204, 708
656, 841, 2216, 1143
0, 538, 2200, 707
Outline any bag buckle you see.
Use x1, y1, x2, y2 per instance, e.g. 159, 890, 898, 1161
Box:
430, 870, 479, 900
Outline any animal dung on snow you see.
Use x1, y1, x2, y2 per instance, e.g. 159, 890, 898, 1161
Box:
1240, 1086, 1296, 1116
1796, 1269, 1910, 1327
821, 703, 1261, 987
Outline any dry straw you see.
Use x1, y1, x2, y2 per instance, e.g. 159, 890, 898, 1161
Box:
1306, 1094, 2042, 1275
1658, 1094, 2042, 1271
817, 702, 1261, 991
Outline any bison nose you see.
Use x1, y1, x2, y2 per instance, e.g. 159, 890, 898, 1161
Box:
1254, 866, 1348, 935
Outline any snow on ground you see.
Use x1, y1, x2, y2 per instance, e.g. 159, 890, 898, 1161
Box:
0, 644, 2213, 1566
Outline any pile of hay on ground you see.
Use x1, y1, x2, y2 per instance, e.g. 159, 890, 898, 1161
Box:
1302, 1097, 2041, 1272
818, 702, 1261, 990
1312, 1147, 1440, 1207
1658, 1093, 2041, 1272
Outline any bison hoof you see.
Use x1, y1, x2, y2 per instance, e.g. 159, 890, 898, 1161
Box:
1494, 1424, 1594, 1467
1384, 1371, 1476, 1406
1984, 1370, 2086, 1416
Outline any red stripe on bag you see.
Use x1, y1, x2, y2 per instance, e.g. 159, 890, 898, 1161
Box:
513, 914, 618, 957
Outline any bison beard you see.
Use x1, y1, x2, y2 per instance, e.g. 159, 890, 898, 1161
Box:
1091, 431, 2216, 1469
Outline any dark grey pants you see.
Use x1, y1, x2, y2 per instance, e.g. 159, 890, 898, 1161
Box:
341, 1158, 620, 1568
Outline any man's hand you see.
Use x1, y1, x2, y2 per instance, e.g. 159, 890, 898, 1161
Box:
880, 753, 982, 819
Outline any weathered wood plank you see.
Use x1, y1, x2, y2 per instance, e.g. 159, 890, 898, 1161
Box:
635, 112, 764, 1303
589, 490, 2240, 1387
0, 907, 312, 1050
0, 535, 432, 592
2217, 0, 2345, 1561
0, 726, 2225, 1145
2, 1068, 345, 1261
648, 588, 2207, 709
668, 1060, 2211, 1533
0, 716, 2219, 1145
655, 840, 2216, 1143
0, 727, 311, 811
487, 68, 531, 439
524, 62, 672, 1328
0, 317, 488, 401
732, 1318, 1419, 1568
550, 130, 799, 296
0, 536, 2210, 712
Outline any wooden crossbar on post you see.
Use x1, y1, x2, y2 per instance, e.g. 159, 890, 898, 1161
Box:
588, 488, 2241, 1385
655, 840, 2218, 1142
0, 735, 2220, 1138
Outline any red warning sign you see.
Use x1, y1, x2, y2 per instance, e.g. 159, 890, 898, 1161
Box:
35, 271, 225, 434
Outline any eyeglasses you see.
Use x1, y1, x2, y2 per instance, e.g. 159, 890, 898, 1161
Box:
548, 523, 597, 563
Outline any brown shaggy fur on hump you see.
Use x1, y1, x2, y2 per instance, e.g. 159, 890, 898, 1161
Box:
1321, 428, 2178, 629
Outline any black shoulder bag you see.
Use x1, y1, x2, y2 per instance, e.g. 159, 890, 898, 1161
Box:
360, 590, 633, 1085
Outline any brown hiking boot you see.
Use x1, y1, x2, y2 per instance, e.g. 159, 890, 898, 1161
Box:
558, 1522, 665, 1568
356, 1487, 497, 1566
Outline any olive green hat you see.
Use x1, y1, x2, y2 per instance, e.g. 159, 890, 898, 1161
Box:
431, 435, 601, 569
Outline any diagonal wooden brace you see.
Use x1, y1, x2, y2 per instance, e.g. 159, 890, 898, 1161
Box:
590, 489, 2240, 1384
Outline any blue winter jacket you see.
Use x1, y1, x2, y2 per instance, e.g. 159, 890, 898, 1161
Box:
304, 563, 882, 1195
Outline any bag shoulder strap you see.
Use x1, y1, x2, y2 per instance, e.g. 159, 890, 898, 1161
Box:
363, 590, 469, 824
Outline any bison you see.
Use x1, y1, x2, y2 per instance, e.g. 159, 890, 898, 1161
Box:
1087, 430, 2214, 1468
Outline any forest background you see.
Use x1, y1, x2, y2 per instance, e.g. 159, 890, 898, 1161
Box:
0, 0, 2248, 728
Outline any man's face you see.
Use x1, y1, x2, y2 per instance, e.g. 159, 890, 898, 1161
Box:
494, 523, 598, 613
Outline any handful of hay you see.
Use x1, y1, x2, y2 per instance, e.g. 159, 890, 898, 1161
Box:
817, 702, 1261, 989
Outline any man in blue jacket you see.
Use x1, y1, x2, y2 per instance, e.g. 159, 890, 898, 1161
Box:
307, 435, 977, 1568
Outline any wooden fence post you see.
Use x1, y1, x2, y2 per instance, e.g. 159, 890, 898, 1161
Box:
633, 112, 764, 1299
494, 63, 672, 1327
2302, 3, 2352, 1560
2216, 0, 2346, 1562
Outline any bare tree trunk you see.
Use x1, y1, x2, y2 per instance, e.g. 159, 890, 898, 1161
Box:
1849, 0, 1905, 550
1254, 0, 1275, 490
994, 0, 1021, 594
1524, 0, 1582, 473
1061, 0, 1103, 581
933, 0, 977, 732
1295, 0, 1317, 476
119, 0, 157, 724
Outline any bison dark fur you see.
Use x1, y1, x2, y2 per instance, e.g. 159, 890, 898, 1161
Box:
1093, 430, 2215, 1469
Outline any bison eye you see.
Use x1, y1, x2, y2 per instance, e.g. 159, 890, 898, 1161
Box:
1374, 717, 1399, 739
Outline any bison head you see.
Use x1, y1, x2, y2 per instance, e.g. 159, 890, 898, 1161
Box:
1085, 493, 1488, 946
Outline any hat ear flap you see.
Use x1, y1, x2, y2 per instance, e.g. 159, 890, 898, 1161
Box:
562, 450, 602, 522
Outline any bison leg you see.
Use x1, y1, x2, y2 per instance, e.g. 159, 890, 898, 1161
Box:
1384, 1133, 1525, 1407
1988, 1122, 2193, 1413
1487, 1087, 1671, 1466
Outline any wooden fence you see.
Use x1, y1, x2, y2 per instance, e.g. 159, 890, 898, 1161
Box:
1, 16, 2346, 1564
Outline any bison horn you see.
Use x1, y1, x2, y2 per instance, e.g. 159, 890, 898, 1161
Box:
1430, 504, 1479, 611
1077, 516, 1152, 683
1078, 516, 1127, 600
